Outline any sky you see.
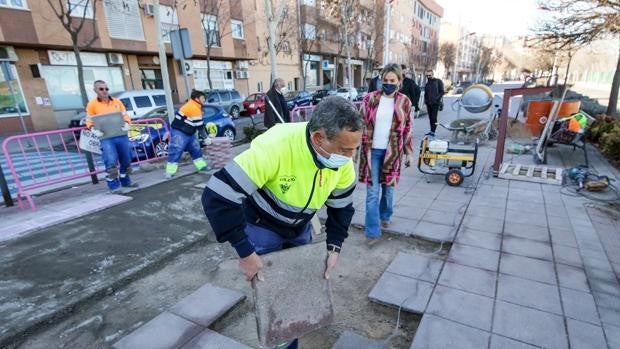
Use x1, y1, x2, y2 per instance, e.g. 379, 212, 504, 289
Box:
435, 0, 544, 37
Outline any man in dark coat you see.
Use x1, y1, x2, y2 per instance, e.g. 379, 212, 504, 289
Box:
264, 78, 290, 128
423, 69, 444, 137
367, 72, 382, 93
399, 64, 420, 113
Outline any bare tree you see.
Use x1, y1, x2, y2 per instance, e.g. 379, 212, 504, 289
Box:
325, 0, 360, 91
438, 42, 456, 80
46, 0, 99, 105
536, 0, 620, 115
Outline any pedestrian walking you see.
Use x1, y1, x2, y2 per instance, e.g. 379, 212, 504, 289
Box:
399, 64, 421, 114
368, 71, 382, 93
423, 69, 444, 137
86, 80, 136, 193
202, 96, 362, 349
358, 64, 413, 244
264, 78, 290, 128
165, 90, 209, 178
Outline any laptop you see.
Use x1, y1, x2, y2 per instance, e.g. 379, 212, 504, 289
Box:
89, 112, 126, 139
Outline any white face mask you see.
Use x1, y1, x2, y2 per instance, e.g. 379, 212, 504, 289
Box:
279, 86, 288, 94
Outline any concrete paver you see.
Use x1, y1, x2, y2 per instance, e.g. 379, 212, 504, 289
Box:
455, 228, 502, 251
503, 222, 549, 242
180, 329, 253, 349
368, 272, 434, 314
331, 330, 387, 349
113, 311, 203, 349
560, 287, 600, 325
566, 318, 608, 349
426, 285, 494, 331
447, 243, 500, 272
499, 253, 556, 285
409, 314, 490, 349
549, 227, 578, 247
556, 264, 590, 292
603, 323, 620, 349
169, 284, 245, 327
553, 245, 584, 268
438, 262, 496, 298
594, 292, 620, 327
501, 236, 553, 261
385, 252, 443, 283
489, 335, 540, 349
497, 273, 563, 315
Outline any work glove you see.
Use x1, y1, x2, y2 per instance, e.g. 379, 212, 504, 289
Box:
121, 122, 131, 132
91, 128, 104, 138
202, 137, 213, 146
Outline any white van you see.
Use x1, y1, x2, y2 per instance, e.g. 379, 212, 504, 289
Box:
113, 89, 167, 118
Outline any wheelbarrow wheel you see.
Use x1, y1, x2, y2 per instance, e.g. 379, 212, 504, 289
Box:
446, 169, 464, 186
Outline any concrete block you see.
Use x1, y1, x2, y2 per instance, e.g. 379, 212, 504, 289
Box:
461, 215, 504, 234
501, 236, 552, 261
420, 209, 461, 226
430, 199, 471, 212
503, 223, 549, 242
410, 314, 490, 349
499, 253, 556, 285
381, 217, 421, 236
489, 335, 539, 348
505, 210, 548, 228
426, 285, 494, 331
113, 311, 203, 349
547, 215, 573, 230
447, 244, 500, 272
586, 267, 620, 297
410, 221, 456, 242
594, 292, 620, 327
438, 262, 496, 298
493, 300, 568, 349
566, 319, 607, 349
549, 227, 577, 247
331, 330, 387, 349
180, 329, 252, 349
603, 323, 620, 349
252, 243, 333, 347
385, 252, 443, 283
169, 284, 245, 327
497, 274, 562, 315
556, 264, 590, 292
554, 245, 584, 268
507, 200, 544, 214
560, 287, 600, 325
368, 272, 434, 314
455, 228, 501, 251
465, 206, 506, 220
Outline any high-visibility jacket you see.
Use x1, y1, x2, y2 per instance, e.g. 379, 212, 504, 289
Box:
171, 99, 204, 135
85, 97, 130, 128
201, 122, 356, 258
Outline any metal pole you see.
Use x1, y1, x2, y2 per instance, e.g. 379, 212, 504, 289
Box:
383, 1, 390, 66
0, 163, 13, 207
179, 55, 191, 99
154, 0, 175, 122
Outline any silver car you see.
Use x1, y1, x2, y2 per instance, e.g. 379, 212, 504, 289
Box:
204, 89, 245, 119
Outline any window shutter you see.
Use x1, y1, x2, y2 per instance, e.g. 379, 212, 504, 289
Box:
103, 0, 145, 41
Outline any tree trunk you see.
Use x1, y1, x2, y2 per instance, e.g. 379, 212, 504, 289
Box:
265, 0, 278, 82
606, 48, 620, 117
206, 45, 213, 90
562, 52, 573, 87
73, 39, 89, 106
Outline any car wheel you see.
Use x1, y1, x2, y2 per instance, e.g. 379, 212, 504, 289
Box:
230, 106, 240, 119
154, 140, 169, 157
222, 127, 236, 141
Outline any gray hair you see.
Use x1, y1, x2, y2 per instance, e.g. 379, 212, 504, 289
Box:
272, 78, 284, 89
308, 96, 363, 140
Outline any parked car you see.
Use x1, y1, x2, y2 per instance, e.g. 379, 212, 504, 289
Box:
336, 87, 358, 101
312, 89, 337, 105
284, 90, 313, 110
242, 93, 266, 115
204, 89, 244, 119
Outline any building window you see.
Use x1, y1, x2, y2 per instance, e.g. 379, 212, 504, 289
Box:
257, 81, 263, 92
0, 64, 29, 118
202, 14, 220, 47
0, 0, 27, 9
231, 20, 244, 39
160, 5, 179, 43
68, 0, 93, 18
303, 24, 316, 40
302, 0, 315, 6
103, 0, 144, 41
282, 41, 291, 52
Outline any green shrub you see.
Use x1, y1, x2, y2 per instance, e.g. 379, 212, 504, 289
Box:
243, 126, 265, 142
599, 121, 620, 160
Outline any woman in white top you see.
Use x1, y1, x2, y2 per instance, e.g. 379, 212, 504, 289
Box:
358, 64, 414, 242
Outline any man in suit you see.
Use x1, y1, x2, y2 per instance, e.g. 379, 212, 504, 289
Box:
264, 78, 290, 128
399, 64, 420, 114
423, 70, 445, 137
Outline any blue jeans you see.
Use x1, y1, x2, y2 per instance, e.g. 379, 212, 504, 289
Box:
167, 128, 203, 163
365, 148, 394, 238
100, 135, 132, 190
244, 223, 310, 349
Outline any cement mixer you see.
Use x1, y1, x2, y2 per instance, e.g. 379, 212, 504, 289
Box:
440, 84, 499, 143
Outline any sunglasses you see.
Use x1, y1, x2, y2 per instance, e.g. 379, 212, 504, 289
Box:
98, 87, 109, 91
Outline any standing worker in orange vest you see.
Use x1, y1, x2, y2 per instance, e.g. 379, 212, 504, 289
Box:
86, 80, 137, 193
165, 90, 210, 178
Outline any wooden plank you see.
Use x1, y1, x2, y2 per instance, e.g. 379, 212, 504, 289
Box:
512, 164, 522, 176
526, 166, 535, 178
500, 163, 510, 175
541, 167, 548, 179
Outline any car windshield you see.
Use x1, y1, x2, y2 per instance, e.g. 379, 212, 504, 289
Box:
246, 94, 257, 102
284, 91, 298, 98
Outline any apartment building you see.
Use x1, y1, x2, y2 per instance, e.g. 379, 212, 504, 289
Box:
0, 0, 257, 133
438, 21, 480, 82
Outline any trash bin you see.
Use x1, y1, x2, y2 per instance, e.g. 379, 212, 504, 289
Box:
525, 100, 581, 137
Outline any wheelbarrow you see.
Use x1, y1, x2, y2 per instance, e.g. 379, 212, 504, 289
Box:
438, 118, 488, 144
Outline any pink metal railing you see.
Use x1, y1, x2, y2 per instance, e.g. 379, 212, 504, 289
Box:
1, 118, 169, 210
290, 101, 362, 123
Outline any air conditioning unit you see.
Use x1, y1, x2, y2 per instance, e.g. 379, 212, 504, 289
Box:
107, 53, 124, 65
237, 61, 249, 69
144, 3, 155, 16
234, 70, 248, 79
0, 46, 18, 61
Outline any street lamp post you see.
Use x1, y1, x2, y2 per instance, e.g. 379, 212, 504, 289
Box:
452, 31, 475, 84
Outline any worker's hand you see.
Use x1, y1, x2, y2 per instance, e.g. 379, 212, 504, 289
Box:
91, 128, 104, 138
404, 154, 412, 168
121, 122, 131, 132
202, 137, 213, 146
239, 252, 264, 281
324, 251, 339, 280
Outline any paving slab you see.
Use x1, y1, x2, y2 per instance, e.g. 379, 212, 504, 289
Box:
489, 335, 540, 349
455, 228, 501, 251
380, 217, 421, 236
506, 200, 544, 214
547, 216, 573, 230
585, 267, 620, 297
492, 300, 568, 349
409, 220, 456, 242
503, 223, 549, 242
549, 227, 578, 247
461, 215, 504, 234
331, 330, 387, 349
113, 311, 203, 349
429, 199, 470, 213
604, 323, 620, 349
419, 208, 461, 226
368, 272, 434, 314
593, 292, 620, 327
438, 262, 496, 298
465, 206, 506, 220
566, 319, 607, 349
447, 244, 500, 272
426, 285, 494, 331
252, 242, 333, 347
499, 253, 556, 285
496, 273, 562, 315
410, 314, 490, 349
553, 245, 584, 268
180, 329, 252, 349
556, 264, 590, 292
560, 287, 600, 325
385, 252, 443, 283
169, 284, 245, 327
501, 236, 553, 261
504, 210, 548, 228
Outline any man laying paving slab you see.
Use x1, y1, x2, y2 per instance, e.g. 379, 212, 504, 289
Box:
202, 96, 363, 349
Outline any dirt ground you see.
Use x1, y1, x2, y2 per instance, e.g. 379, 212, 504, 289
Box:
14, 225, 448, 349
